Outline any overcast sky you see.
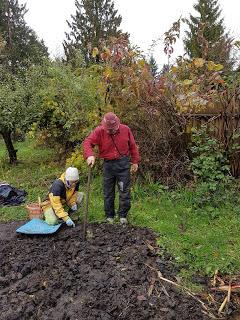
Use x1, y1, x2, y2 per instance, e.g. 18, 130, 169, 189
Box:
19, 0, 240, 67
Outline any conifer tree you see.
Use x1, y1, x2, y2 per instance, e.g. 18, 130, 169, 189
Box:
63, 0, 123, 62
149, 55, 158, 77
184, 0, 231, 67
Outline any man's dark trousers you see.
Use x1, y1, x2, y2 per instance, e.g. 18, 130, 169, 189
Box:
103, 156, 131, 218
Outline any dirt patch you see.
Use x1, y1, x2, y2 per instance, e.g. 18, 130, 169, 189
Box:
0, 220, 23, 241
0, 221, 236, 319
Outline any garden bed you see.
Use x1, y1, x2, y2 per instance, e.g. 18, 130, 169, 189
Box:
0, 221, 238, 319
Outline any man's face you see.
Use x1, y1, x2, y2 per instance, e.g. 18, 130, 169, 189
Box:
107, 128, 118, 135
107, 124, 119, 135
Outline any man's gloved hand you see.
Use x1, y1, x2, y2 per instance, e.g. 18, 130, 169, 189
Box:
87, 156, 95, 167
71, 204, 78, 211
66, 217, 75, 227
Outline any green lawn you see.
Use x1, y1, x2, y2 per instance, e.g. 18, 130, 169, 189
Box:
1, 138, 240, 284
0, 139, 61, 220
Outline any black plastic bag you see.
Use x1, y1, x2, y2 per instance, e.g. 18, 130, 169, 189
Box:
0, 183, 27, 206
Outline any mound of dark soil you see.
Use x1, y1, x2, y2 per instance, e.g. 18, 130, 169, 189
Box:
0, 221, 212, 319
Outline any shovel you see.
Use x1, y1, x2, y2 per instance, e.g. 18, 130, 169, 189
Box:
83, 166, 92, 240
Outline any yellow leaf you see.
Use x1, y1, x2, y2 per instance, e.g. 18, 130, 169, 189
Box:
193, 58, 205, 68
137, 59, 145, 68
183, 79, 193, 85
207, 61, 215, 71
103, 66, 112, 78
171, 66, 178, 73
92, 47, 99, 58
100, 47, 111, 61
214, 64, 224, 71
207, 61, 223, 71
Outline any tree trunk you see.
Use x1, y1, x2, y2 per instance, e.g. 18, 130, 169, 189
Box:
1, 130, 18, 164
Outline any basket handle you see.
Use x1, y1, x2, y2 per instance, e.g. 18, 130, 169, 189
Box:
38, 196, 42, 210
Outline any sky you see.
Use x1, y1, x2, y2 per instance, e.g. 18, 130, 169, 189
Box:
19, 0, 240, 68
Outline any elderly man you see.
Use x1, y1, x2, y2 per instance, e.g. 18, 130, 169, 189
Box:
83, 112, 140, 224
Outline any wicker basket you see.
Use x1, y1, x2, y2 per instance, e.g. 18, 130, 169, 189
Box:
26, 201, 43, 220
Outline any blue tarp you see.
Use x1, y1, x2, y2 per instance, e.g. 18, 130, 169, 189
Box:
16, 218, 62, 235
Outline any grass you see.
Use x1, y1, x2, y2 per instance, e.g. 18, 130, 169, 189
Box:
1, 138, 240, 283
0, 139, 61, 220
130, 188, 240, 276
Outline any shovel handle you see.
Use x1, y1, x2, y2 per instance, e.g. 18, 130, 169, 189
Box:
83, 166, 91, 240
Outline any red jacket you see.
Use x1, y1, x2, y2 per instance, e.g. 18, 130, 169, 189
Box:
83, 124, 140, 164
